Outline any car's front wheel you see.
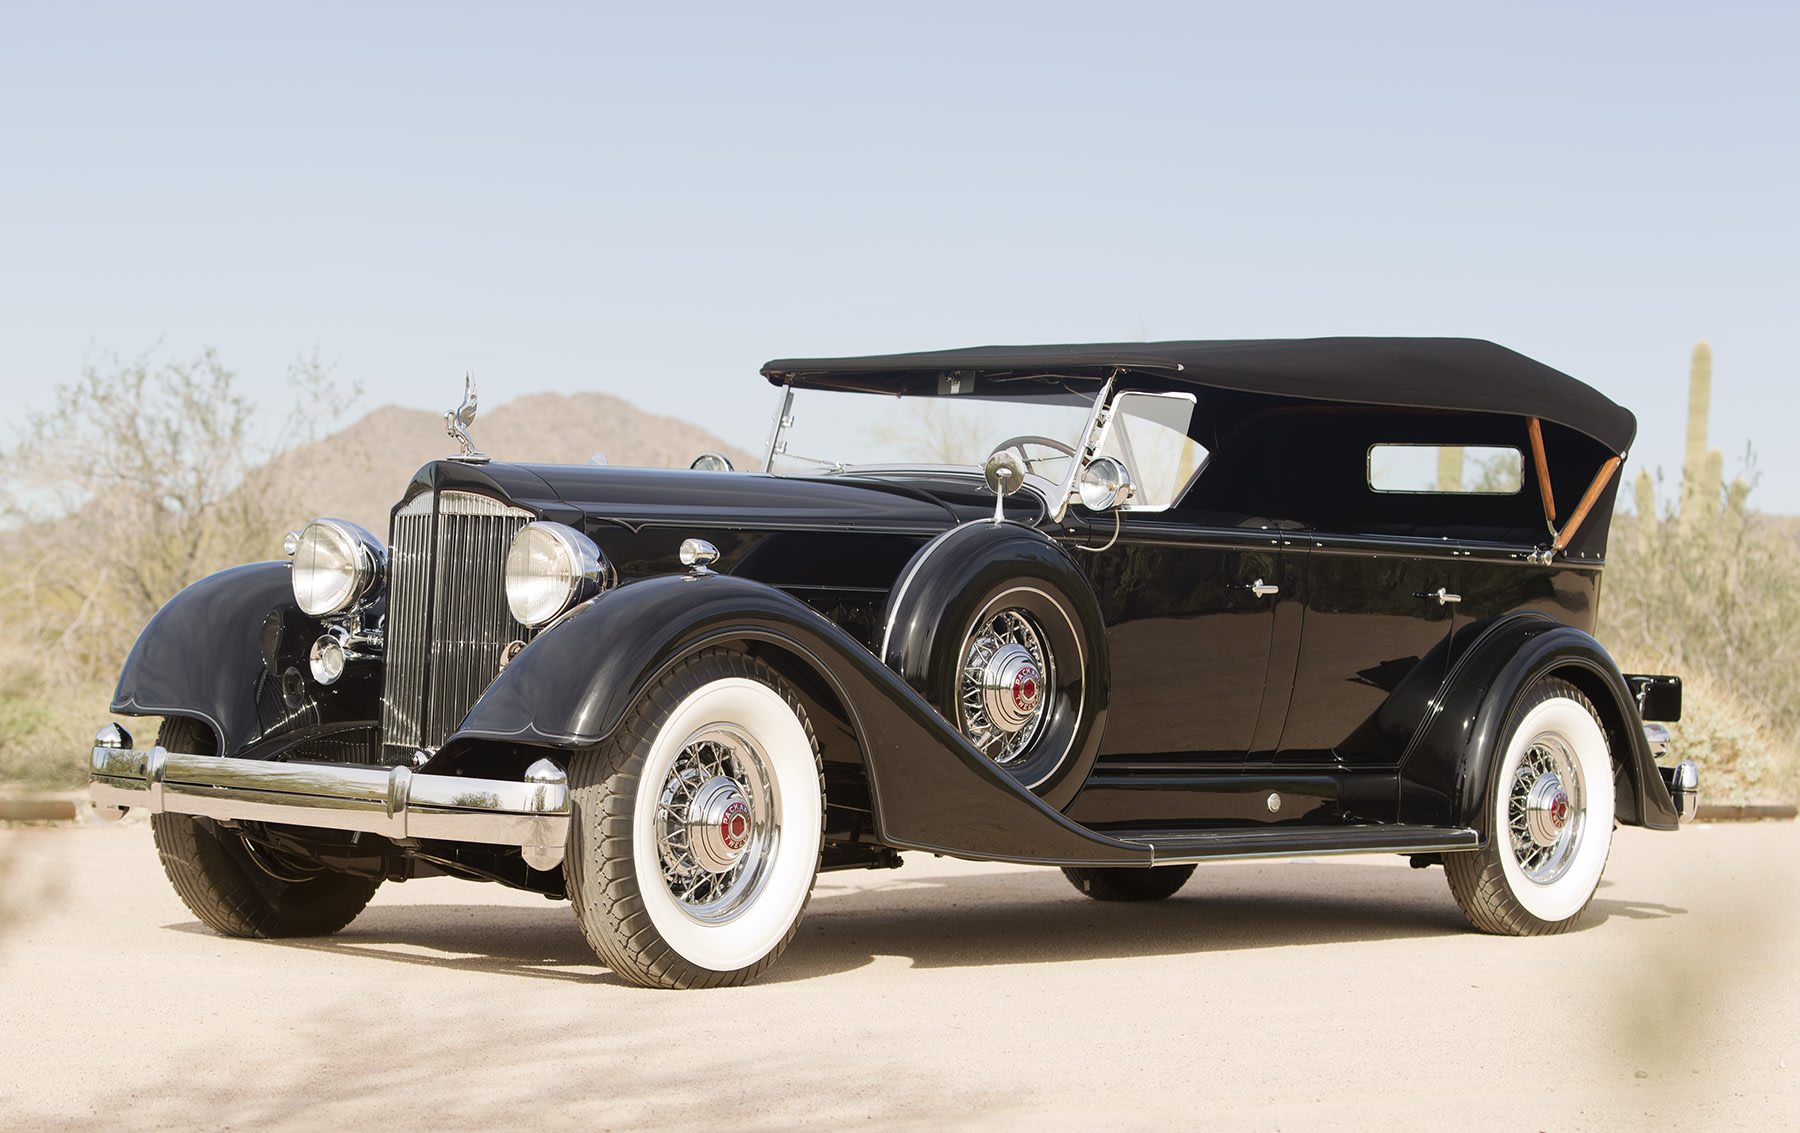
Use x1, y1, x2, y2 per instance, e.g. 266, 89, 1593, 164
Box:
564, 649, 824, 989
151, 718, 382, 938
1444, 678, 1616, 935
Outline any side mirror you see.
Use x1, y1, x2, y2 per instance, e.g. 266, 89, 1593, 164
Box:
1078, 456, 1134, 511
983, 451, 1027, 524
983, 451, 1026, 496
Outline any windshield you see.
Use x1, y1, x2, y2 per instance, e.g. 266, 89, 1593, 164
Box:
765, 388, 1096, 484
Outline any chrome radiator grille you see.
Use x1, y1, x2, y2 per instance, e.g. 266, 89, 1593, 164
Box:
380, 490, 536, 763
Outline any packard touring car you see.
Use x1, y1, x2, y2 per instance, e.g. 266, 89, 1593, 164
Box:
91, 338, 1698, 988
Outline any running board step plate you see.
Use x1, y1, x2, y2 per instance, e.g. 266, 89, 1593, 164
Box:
1116, 825, 1480, 866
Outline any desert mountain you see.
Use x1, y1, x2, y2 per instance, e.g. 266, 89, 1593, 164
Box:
262, 391, 756, 536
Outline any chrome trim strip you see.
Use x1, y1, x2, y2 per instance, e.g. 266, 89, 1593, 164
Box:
760, 385, 795, 473
878, 520, 985, 662
439, 490, 533, 520
90, 746, 569, 851
1048, 379, 1115, 524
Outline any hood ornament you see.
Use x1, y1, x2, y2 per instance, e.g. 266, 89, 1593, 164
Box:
445, 375, 489, 463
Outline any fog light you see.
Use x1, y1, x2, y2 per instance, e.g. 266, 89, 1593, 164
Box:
309, 634, 347, 685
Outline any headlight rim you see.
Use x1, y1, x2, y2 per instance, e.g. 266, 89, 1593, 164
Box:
291, 518, 386, 617
505, 521, 609, 627
1077, 456, 1135, 512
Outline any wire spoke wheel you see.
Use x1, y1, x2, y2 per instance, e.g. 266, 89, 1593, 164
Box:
651, 726, 777, 922
959, 606, 1053, 765
564, 650, 823, 989
1444, 678, 1614, 936
1505, 732, 1584, 884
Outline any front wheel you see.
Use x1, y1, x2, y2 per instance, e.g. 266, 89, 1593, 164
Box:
565, 649, 824, 989
151, 718, 381, 938
1444, 678, 1615, 935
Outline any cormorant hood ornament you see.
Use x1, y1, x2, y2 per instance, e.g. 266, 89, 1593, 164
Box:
445, 375, 489, 463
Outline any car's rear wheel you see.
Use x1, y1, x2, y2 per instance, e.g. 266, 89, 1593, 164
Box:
1062, 864, 1196, 902
564, 649, 824, 989
150, 718, 381, 938
1444, 678, 1615, 935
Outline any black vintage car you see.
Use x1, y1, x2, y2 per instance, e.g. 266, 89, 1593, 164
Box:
91, 338, 1698, 988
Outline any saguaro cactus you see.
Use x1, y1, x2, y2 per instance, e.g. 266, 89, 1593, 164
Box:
1680, 341, 1718, 527
1675, 338, 1748, 530
1634, 468, 1657, 552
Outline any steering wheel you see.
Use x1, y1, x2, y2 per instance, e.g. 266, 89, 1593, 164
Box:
988, 435, 1077, 471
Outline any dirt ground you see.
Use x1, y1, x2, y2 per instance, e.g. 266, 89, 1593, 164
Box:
0, 819, 1793, 1131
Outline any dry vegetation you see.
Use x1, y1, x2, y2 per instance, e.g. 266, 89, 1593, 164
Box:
0, 352, 752, 792
0, 350, 351, 789
1601, 501, 1800, 804
1, 355, 1794, 806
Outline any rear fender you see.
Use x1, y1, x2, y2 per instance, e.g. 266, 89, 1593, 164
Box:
1398, 613, 1677, 837
454, 574, 1147, 866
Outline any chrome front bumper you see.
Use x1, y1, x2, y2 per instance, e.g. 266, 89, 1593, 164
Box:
89, 725, 569, 870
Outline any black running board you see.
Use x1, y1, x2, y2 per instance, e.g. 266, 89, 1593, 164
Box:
1114, 825, 1480, 866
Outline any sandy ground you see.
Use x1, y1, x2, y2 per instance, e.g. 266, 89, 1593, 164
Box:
0, 820, 1793, 1132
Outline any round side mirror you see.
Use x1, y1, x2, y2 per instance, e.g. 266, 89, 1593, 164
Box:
983, 451, 1027, 497
1078, 457, 1134, 511
690, 452, 735, 472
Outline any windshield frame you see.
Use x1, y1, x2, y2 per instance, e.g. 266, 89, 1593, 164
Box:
758, 379, 1120, 523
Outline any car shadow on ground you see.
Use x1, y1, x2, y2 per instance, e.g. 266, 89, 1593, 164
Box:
162, 859, 1688, 986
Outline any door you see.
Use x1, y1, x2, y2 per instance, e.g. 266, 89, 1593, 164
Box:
1082, 520, 1289, 762
1275, 535, 1461, 769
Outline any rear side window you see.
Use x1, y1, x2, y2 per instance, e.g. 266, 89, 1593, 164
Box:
1368, 444, 1522, 494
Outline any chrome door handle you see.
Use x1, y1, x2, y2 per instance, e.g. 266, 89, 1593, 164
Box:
1417, 587, 1461, 606
1233, 578, 1280, 598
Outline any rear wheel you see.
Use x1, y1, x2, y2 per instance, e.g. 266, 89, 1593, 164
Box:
564, 650, 824, 989
1444, 678, 1615, 935
150, 718, 381, 938
1062, 864, 1196, 902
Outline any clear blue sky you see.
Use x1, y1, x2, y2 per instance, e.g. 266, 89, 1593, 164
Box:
3, 3, 1795, 510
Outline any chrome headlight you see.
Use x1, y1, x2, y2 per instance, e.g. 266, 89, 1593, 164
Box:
506, 522, 608, 627
291, 519, 385, 616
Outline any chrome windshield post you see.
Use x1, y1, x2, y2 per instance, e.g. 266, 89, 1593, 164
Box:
760, 385, 796, 474
1048, 377, 1115, 524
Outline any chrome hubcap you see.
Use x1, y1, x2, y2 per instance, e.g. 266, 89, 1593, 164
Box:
960, 608, 1052, 764
654, 726, 776, 921
1507, 733, 1583, 884
686, 775, 753, 873
980, 643, 1042, 731
1524, 773, 1571, 848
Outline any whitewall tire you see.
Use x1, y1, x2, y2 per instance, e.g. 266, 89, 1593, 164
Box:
565, 649, 823, 988
1445, 678, 1615, 935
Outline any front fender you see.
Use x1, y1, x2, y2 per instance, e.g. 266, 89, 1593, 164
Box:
455, 574, 1148, 866
110, 562, 381, 757
1398, 613, 1678, 837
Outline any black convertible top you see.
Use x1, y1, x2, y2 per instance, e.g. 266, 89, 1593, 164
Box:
762, 338, 1635, 455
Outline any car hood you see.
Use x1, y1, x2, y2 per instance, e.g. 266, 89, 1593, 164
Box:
404, 461, 967, 534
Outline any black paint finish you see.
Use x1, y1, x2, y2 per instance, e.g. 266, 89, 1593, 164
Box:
108, 364, 1686, 876
454, 572, 1150, 865
1078, 517, 1285, 762
880, 521, 1110, 810
111, 561, 380, 758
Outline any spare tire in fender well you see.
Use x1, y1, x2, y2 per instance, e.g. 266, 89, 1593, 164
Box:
881, 521, 1109, 811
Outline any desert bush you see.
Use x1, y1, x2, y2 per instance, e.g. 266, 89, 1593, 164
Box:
0, 349, 355, 787
1601, 482, 1800, 803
